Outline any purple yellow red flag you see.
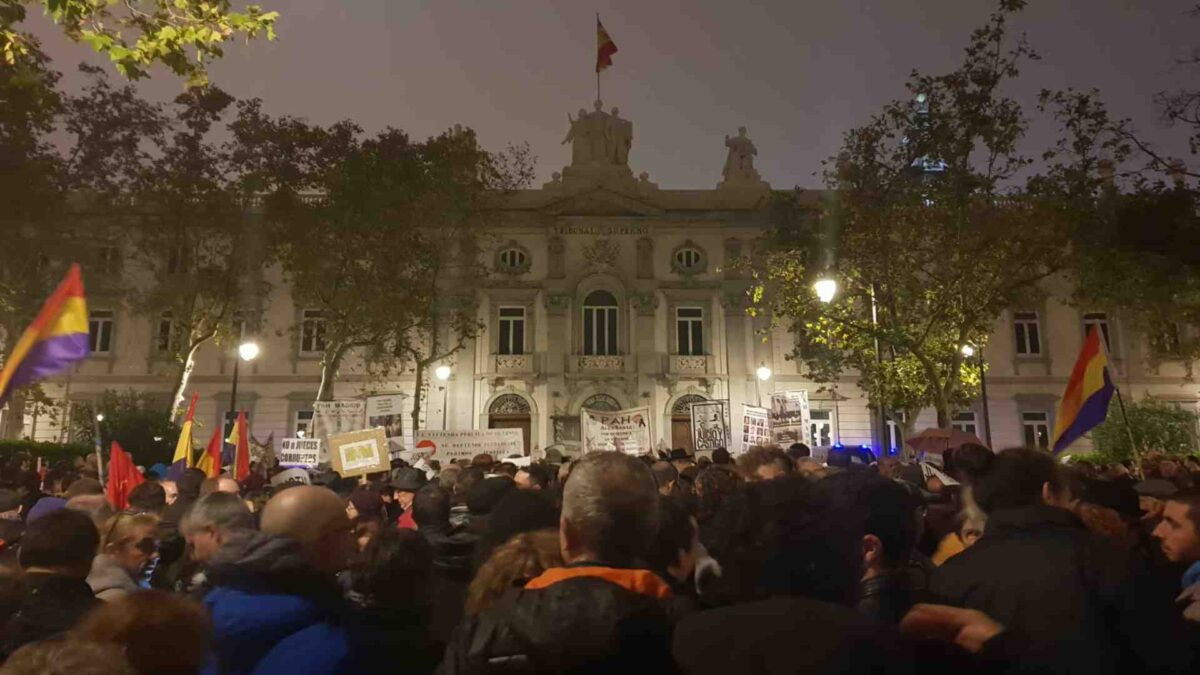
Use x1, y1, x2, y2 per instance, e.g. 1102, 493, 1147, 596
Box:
596, 16, 617, 72
167, 394, 198, 480
1051, 326, 1115, 453
226, 410, 251, 482
0, 264, 90, 407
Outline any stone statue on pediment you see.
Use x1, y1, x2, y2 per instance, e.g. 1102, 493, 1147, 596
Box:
562, 101, 632, 168
722, 127, 760, 182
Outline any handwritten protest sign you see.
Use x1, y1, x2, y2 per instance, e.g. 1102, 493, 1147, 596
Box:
581, 406, 652, 455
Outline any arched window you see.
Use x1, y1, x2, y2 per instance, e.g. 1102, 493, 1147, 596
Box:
489, 393, 531, 415
495, 243, 531, 275
583, 290, 619, 356
582, 393, 621, 412
671, 242, 707, 274
672, 393, 708, 415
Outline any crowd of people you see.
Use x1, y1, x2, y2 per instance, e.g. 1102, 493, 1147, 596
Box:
0, 441, 1195, 673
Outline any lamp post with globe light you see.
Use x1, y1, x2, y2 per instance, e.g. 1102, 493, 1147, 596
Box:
228, 340, 260, 416
435, 365, 451, 430
961, 344, 992, 447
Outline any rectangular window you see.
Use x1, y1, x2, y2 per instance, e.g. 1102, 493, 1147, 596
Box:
676, 307, 704, 356
952, 411, 978, 436
1083, 312, 1113, 352
498, 307, 526, 355
88, 310, 114, 354
583, 307, 618, 356
293, 410, 315, 437
300, 309, 326, 354
1013, 311, 1041, 356
1022, 411, 1051, 450
97, 245, 120, 274
155, 312, 174, 352
809, 409, 833, 447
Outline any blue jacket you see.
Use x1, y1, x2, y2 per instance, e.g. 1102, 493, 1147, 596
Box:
202, 532, 352, 675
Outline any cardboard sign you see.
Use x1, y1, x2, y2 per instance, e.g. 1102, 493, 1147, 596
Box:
313, 400, 366, 459
328, 427, 390, 478
581, 406, 653, 455
411, 428, 525, 462
277, 438, 322, 468
690, 400, 731, 452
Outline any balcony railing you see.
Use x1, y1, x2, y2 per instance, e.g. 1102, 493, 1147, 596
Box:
494, 354, 532, 373
577, 355, 625, 371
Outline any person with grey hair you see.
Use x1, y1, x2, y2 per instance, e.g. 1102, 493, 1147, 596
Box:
181, 492, 255, 565
440, 451, 675, 674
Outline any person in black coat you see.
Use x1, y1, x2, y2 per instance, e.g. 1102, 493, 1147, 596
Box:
2, 509, 100, 657
673, 476, 902, 675
931, 448, 1191, 675
412, 484, 479, 645
439, 452, 676, 675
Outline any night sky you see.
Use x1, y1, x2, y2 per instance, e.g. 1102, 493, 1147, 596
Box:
33, 0, 1199, 189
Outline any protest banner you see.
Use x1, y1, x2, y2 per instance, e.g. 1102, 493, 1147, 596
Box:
740, 404, 771, 453
690, 400, 731, 452
328, 427, 390, 478
366, 394, 408, 456
410, 428, 525, 463
769, 390, 811, 446
313, 400, 365, 460
277, 437, 322, 468
270, 467, 312, 487
581, 406, 653, 455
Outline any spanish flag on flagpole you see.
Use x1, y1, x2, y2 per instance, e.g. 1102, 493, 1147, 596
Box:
196, 425, 224, 478
167, 393, 198, 480
0, 264, 90, 407
596, 15, 617, 73
1051, 326, 1116, 453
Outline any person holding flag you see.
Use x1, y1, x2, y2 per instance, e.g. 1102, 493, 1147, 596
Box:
0, 264, 90, 408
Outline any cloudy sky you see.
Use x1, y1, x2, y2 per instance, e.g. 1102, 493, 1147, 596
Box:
35, 0, 1199, 189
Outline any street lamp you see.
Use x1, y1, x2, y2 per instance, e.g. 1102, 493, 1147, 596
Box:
814, 278, 838, 304
961, 343, 992, 447
229, 340, 260, 417
435, 365, 451, 430
756, 364, 772, 381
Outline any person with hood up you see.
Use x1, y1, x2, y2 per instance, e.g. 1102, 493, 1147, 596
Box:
88, 512, 159, 601
203, 485, 355, 675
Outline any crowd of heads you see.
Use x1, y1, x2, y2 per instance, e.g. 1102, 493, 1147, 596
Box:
0, 441, 1193, 674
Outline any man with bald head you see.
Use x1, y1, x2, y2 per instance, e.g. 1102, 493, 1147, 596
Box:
202, 486, 355, 674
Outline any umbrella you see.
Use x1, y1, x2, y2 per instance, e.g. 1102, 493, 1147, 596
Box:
905, 427, 987, 455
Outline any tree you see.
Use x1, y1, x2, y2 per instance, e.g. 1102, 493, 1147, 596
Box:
69, 390, 180, 466
2, 0, 278, 85
1088, 396, 1197, 465
754, 1, 1105, 429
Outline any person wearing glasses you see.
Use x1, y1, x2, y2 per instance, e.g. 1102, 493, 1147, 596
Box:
87, 512, 159, 601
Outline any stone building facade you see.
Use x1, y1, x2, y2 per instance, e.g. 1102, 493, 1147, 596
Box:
10, 103, 1200, 457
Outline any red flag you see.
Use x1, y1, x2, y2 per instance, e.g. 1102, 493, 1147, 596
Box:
196, 426, 224, 478
596, 17, 618, 73
105, 441, 144, 510
234, 410, 251, 482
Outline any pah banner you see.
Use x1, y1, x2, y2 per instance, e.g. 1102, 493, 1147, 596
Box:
366, 394, 408, 457
581, 406, 652, 455
277, 438, 322, 468
741, 404, 771, 453
313, 400, 365, 459
409, 428, 525, 463
769, 390, 811, 447
690, 400, 731, 452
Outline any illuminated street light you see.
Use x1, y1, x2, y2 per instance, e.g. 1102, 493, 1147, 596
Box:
961, 344, 975, 358
238, 341, 260, 362
756, 364, 773, 381
95, 413, 104, 422
434, 365, 452, 381
814, 278, 838, 304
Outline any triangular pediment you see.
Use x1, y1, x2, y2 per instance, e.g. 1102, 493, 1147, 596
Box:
540, 186, 663, 217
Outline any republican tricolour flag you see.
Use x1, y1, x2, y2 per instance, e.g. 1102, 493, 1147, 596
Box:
167, 394, 198, 480
0, 264, 90, 407
596, 16, 618, 72
225, 410, 251, 482
196, 426, 224, 478
1051, 326, 1116, 453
